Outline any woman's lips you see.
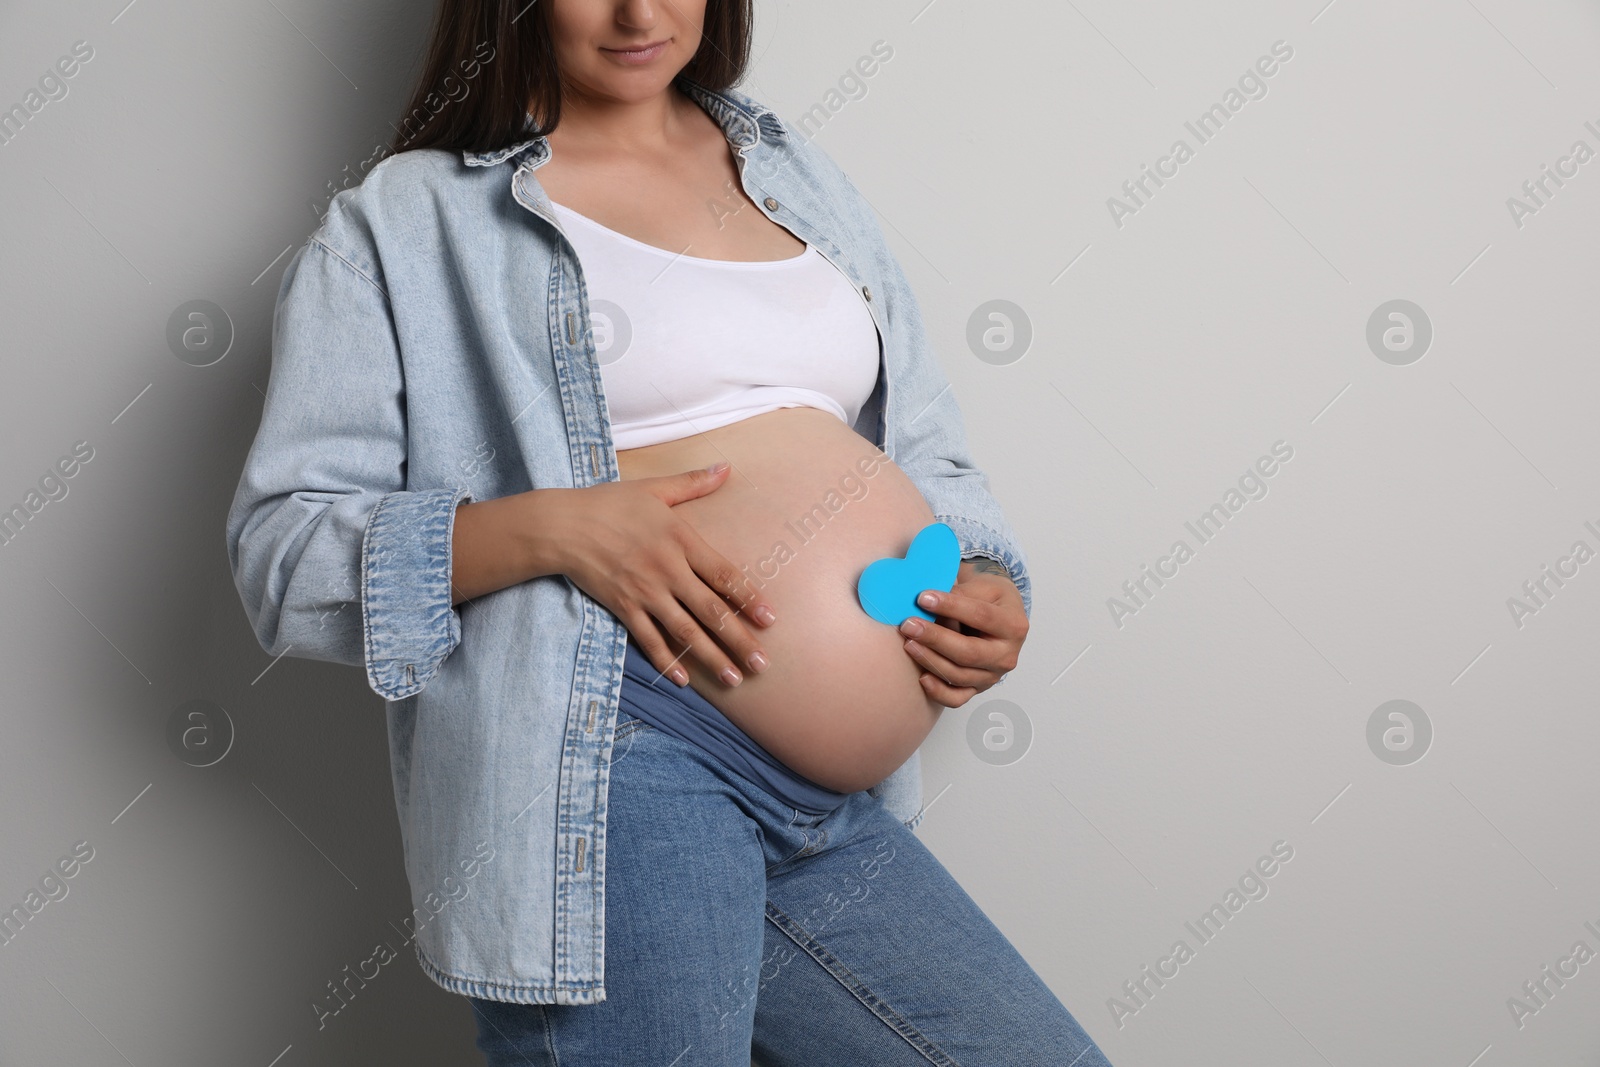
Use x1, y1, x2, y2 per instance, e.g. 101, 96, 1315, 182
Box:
601, 41, 668, 64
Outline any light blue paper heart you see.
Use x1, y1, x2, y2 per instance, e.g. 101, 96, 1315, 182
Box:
857, 522, 961, 626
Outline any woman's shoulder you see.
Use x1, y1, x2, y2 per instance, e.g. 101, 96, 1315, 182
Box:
322, 146, 481, 224
310, 145, 510, 275
686, 80, 846, 181
713, 86, 877, 243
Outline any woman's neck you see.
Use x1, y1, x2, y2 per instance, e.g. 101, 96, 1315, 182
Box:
546, 82, 695, 158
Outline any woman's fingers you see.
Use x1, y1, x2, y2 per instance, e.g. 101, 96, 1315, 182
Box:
917, 586, 1027, 643
902, 635, 994, 690
917, 669, 981, 709
625, 610, 691, 686
678, 534, 773, 677
641, 551, 767, 688
903, 637, 985, 708
899, 613, 1011, 675
651, 593, 749, 687
681, 533, 776, 628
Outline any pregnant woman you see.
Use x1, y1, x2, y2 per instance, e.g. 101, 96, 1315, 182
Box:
227, 0, 1111, 1064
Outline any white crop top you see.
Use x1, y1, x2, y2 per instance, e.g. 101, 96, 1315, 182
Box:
550, 201, 881, 451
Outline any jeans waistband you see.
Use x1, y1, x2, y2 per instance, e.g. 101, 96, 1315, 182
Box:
618, 641, 849, 815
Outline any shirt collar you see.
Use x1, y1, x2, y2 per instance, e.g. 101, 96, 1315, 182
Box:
461, 80, 786, 168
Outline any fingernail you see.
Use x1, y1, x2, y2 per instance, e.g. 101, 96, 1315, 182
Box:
705, 461, 729, 474
918, 591, 939, 608
754, 605, 776, 626
670, 667, 688, 685
900, 618, 924, 636
720, 666, 742, 686
748, 650, 769, 673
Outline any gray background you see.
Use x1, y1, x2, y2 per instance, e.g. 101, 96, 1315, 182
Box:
1, 0, 1596, 1063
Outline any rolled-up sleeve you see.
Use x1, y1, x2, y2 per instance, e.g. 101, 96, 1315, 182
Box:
224, 236, 473, 701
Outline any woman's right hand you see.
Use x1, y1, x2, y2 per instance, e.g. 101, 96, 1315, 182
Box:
547, 462, 774, 687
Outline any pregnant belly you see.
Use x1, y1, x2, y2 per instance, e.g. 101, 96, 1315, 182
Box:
614, 405, 943, 794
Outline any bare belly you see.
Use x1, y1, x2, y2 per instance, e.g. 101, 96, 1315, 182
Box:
614, 406, 943, 793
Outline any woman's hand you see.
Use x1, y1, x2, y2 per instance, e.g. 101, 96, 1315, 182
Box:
545, 462, 775, 688
898, 559, 1027, 708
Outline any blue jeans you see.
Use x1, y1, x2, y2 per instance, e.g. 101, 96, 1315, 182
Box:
469, 712, 1113, 1066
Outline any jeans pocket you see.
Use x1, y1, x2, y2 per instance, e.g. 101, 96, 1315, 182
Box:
610, 715, 655, 767
767, 813, 829, 871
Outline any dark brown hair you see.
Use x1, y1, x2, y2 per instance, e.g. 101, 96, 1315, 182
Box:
389, 0, 754, 157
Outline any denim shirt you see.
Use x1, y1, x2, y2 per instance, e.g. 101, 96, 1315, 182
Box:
225, 80, 1033, 1005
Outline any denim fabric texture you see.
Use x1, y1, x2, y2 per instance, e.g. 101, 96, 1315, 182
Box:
469, 712, 1110, 1066
225, 78, 1034, 1005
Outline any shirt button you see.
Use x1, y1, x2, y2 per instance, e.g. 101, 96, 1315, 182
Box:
862, 285, 873, 301
763, 197, 780, 211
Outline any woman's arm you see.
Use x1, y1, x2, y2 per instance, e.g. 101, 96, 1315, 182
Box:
789, 137, 1035, 619
225, 230, 471, 702
449, 491, 569, 606
772, 126, 1035, 705
877, 251, 1033, 618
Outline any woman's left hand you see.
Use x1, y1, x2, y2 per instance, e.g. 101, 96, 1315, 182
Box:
899, 559, 1028, 708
